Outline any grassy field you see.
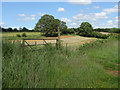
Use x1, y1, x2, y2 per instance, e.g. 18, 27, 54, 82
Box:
2, 32, 98, 47
2, 32, 44, 40
2, 33, 119, 88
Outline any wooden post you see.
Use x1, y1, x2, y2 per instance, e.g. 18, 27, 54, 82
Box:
22, 39, 24, 50
35, 41, 37, 46
56, 39, 58, 49
58, 26, 60, 49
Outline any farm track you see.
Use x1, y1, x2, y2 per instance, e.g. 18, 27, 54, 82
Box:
8, 35, 97, 46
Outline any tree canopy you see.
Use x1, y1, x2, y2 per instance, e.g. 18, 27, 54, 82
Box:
34, 14, 67, 36
78, 22, 93, 36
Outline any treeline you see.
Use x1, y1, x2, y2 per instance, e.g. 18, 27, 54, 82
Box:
1, 14, 120, 39
1, 27, 35, 32
63, 28, 120, 34
1, 26, 120, 34
93, 28, 120, 33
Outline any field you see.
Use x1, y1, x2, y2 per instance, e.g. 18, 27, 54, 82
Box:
2, 32, 97, 47
2, 32, 119, 88
2, 32, 44, 40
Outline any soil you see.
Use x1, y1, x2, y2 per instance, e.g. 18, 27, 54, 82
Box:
106, 69, 120, 77
106, 64, 120, 77
9, 35, 97, 46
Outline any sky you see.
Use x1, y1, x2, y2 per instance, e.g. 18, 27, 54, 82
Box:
0, 1, 119, 29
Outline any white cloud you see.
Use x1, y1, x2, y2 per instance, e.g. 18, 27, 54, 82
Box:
94, 6, 100, 9
103, 4, 118, 14
72, 12, 108, 22
68, 0, 92, 5
95, 12, 106, 17
94, 19, 118, 28
0, 22, 7, 27
69, 4, 118, 28
115, 16, 118, 22
61, 17, 71, 22
108, 20, 113, 23
18, 13, 25, 17
38, 13, 45, 16
70, 23, 77, 26
0, 22, 5, 26
19, 17, 35, 21
57, 8, 65, 12
11, 26, 19, 29
70, 11, 110, 28
115, 16, 120, 23
28, 28, 33, 30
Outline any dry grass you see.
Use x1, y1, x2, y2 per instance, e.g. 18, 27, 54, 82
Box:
8, 35, 97, 46
99, 32, 111, 35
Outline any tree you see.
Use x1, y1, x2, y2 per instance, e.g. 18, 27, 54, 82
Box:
19, 27, 22, 32
78, 22, 93, 36
22, 27, 28, 32
8, 28, 13, 32
14, 28, 18, 32
34, 14, 67, 36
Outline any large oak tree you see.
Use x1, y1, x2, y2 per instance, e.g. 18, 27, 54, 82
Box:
78, 22, 93, 36
34, 14, 67, 36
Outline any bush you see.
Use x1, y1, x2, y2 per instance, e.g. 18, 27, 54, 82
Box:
22, 33, 27, 37
93, 28, 120, 33
79, 31, 109, 39
16, 34, 21, 37
61, 28, 75, 35
44, 32, 58, 37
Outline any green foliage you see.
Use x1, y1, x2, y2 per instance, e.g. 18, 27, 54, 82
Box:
94, 28, 120, 33
16, 34, 21, 37
2, 38, 118, 88
79, 38, 118, 70
76, 22, 119, 39
2, 41, 13, 57
92, 32, 109, 39
77, 22, 109, 39
78, 22, 93, 35
21, 27, 29, 32
62, 28, 75, 34
2, 27, 34, 32
34, 14, 67, 36
78, 22, 94, 37
22, 33, 27, 37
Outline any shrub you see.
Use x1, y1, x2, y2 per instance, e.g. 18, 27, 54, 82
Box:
22, 33, 27, 37
93, 28, 120, 33
16, 34, 21, 37
79, 31, 109, 39
92, 32, 108, 39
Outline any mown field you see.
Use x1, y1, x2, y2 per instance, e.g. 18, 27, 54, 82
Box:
2, 32, 44, 40
2, 32, 97, 47
2, 32, 119, 88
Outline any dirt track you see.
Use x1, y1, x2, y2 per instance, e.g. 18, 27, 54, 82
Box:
9, 35, 96, 46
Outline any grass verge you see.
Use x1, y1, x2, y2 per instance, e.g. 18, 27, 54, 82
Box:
2, 37, 119, 88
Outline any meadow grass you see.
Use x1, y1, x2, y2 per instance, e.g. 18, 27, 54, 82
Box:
2, 36, 119, 88
2, 32, 44, 40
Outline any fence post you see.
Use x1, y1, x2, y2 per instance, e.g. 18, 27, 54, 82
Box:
56, 39, 58, 49
35, 41, 37, 46
58, 26, 61, 49
22, 39, 24, 50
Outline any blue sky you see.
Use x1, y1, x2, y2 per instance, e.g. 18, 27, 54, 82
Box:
1, 1, 119, 29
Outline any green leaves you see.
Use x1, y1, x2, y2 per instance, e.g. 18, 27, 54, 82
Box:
34, 14, 67, 37
79, 22, 93, 33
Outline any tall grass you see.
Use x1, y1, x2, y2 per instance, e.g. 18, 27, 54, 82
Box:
2, 37, 119, 88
